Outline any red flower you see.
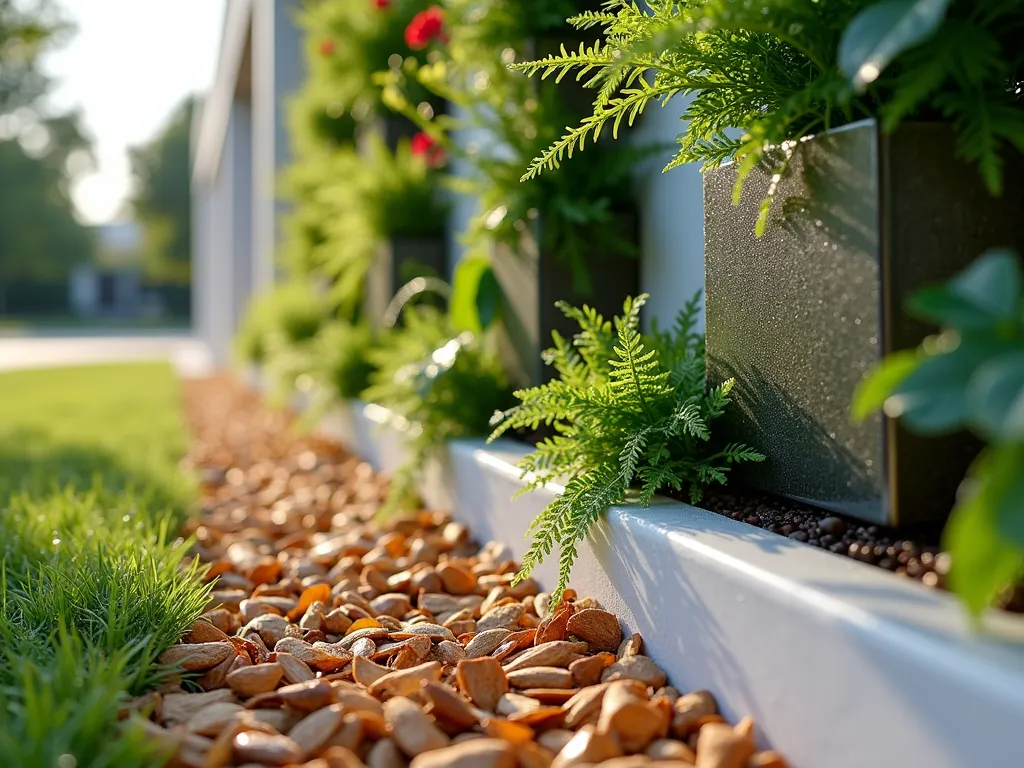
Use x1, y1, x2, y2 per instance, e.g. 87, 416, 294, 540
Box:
405, 6, 445, 50
319, 39, 335, 57
411, 132, 446, 168
372, 0, 391, 8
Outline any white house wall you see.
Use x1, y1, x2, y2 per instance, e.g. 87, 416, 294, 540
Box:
231, 103, 255, 335
251, 0, 305, 295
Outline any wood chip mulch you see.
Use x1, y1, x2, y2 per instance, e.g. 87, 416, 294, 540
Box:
122, 376, 789, 768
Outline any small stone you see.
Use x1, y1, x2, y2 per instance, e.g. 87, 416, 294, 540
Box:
457, 657, 509, 711
226, 662, 284, 697
232, 730, 302, 765
818, 516, 846, 536
601, 655, 667, 688
384, 696, 451, 757
159, 642, 234, 671
694, 722, 756, 768
566, 609, 621, 652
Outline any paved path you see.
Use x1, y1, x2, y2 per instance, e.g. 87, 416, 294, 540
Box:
0, 333, 215, 376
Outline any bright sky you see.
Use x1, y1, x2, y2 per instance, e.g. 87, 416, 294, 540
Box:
45, 0, 227, 224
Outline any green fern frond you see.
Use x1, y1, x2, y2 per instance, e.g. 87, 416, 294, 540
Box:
721, 442, 766, 464
508, 42, 615, 83
547, 469, 628, 603
668, 401, 709, 441
494, 294, 762, 605
515, 0, 1022, 208
520, 81, 679, 181
566, 11, 619, 32
556, 301, 615, 379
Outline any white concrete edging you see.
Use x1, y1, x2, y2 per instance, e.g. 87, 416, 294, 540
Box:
317, 399, 1024, 768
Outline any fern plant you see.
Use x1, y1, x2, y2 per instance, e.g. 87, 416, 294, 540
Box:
364, 305, 512, 514
513, 0, 1024, 229
489, 294, 763, 603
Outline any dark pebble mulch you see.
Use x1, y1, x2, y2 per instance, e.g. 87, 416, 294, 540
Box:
687, 487, 1024, 614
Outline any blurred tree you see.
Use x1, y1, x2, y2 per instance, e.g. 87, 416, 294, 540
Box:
129, 98, 193, 283
0, 0, 63, 115
0, 114, 96, 310
0, 1, 95, 314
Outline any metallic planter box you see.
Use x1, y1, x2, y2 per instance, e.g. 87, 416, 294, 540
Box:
364, 237, 447, 328
704, 119, 1024, 526
492, 217, 639, 386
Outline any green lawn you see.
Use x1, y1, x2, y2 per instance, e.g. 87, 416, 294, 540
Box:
0, 364, 209, 767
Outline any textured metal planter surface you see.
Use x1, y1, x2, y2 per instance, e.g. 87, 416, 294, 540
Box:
704, 119, 1024, 526
364, 237, 446, 328
491, 216, 639, 386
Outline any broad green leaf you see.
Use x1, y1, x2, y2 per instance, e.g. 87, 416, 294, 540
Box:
889, 339, 1018, 433
838, 0, 952, 90
450, 256, 501, 334
909, 251, 1022, 328
968, 352, 1024, 441
852, 349, 920, 421
944, 446, 1024, 616
887, 348, 974, 432
993, 444, 1024, 548
910, 287, 1006, 330
948, 249, 1021, 322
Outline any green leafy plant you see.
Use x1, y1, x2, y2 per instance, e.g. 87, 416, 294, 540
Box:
489, 293, 764, 603
364, 305, 512, 514
283, 135, 446, 315
296, 0, 436, 131
235, 281, 327, 366
381, 0, 643, 292
311, 320, 378, 401
279, 319, 380, 425
514, 0, 1024, 229
854, 249, 1024, 615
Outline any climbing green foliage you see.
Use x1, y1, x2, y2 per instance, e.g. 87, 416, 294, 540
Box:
282, 135, 446, 314
364, 306, 512, 515
489, 294, 763, 603
235, 281, 327, 366
381, 0, 643, 293
296, 0, 435, 136
514, 0, 1024, 219
310, 320, 378, 402
855, 249, 1024, 616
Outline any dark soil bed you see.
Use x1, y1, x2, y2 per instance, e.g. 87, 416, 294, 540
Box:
678, 487, 1024, 614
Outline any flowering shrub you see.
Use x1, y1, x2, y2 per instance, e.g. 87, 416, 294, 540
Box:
404, 6, 445, 50
382, 0, 642, 291
411, 131, 445, 168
